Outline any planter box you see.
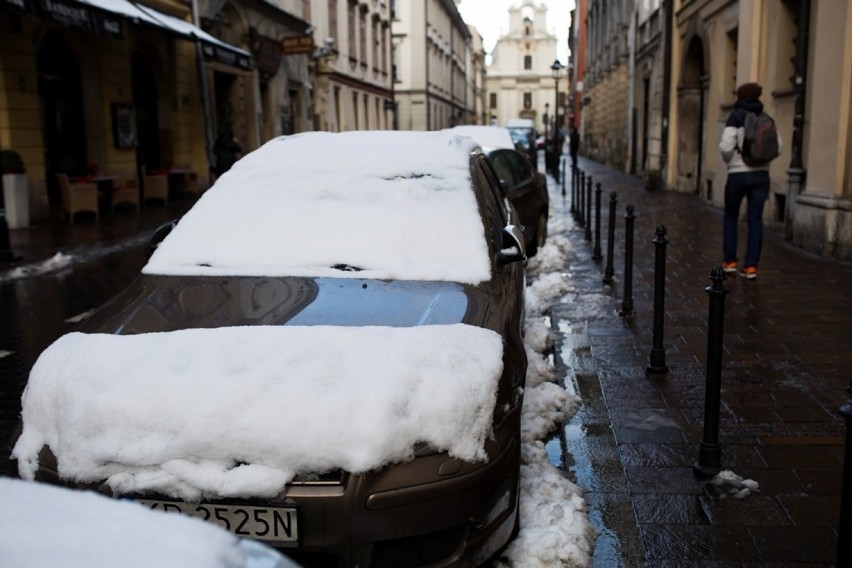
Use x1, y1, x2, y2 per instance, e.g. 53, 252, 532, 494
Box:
3, 173, 30, 229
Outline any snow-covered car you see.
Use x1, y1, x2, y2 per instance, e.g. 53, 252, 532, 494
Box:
448, 125, 550, 256
0, 477, 299, 568
11, 131, 529, 568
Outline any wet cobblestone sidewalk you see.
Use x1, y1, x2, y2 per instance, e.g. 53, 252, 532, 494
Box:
549, 156, 852, 566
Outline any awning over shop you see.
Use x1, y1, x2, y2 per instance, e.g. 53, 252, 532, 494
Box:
1, 0, 251, 70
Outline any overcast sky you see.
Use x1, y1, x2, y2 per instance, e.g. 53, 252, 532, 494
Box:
457, 0, 575, 64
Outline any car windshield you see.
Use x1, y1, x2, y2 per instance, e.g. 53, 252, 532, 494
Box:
507, 128, 531, 148
143, 131, 492, 285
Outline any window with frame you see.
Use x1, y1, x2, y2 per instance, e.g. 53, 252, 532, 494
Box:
348, 1, 356, 59
524, 55, 532, 70
359, 6, 367, 65
774, 0, 798, 92
489, 92, 497, 108
523, 92, 532, 109
328, 0, 337, 44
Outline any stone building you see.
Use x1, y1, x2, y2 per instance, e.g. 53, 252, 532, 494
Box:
467, 25, 488, 125
309, 0, 393, 132
392, 0, 472, 131
570, 0, 852, 262
577, 0, 631, 170
486, 0, 562, 138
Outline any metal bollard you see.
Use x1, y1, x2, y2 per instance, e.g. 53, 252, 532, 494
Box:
585, 176, 593, 241
578, 170, 586, 226
647, 225, 669, 375
619, 205, 635, 316
561, 157, 566, 196
838, 404, 852, 566
592, 182, 603, 260
693, 266, 729, 478
571, 166, 578, 216
603, 192, 617, 285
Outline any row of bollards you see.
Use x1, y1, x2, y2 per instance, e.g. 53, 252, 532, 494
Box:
568, 165, 729, 480
566, 165, 851, 561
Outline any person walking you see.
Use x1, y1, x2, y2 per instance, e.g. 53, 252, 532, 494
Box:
718, 82, 781, 280
569, 127, 580, 169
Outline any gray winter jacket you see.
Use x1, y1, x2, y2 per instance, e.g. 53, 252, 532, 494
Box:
718, 98, 782, 173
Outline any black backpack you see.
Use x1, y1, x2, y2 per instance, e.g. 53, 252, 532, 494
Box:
740, 111, 780, 166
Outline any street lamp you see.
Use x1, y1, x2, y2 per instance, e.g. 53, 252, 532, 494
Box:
549, 59, 564, 174
544, 102, 550, 147
551, 59, 564, 142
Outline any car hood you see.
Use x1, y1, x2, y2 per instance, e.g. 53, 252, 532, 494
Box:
77, 275, 489, 334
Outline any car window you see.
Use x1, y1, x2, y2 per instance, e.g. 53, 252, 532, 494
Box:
503, 150, 532, 181
489, 153, 520, 186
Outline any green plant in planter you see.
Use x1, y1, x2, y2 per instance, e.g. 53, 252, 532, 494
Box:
1, 150, 25, 174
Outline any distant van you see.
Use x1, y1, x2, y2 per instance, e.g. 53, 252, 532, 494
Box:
505, 119, 537, 163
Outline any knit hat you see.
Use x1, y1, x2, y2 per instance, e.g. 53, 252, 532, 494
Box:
736, 82, 762, 100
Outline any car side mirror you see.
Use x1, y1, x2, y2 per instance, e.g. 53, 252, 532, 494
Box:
497, 224, 526, 266
147, 219, 178, 258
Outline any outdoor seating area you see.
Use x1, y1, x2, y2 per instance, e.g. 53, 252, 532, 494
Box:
55, 173, 98, 223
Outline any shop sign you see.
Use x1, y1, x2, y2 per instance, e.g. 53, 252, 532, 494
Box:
282, 35, 313, 56
41, 0, 123, 38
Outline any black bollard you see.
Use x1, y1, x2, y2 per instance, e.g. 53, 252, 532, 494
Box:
571, 166, 578, 216
603, 192, 617, 285
693, 266, 729, 478
578, 170, 586, 226
592, 182, 603, 260
647, 225, 669, 375
585, 176, 593, 241
561, 157, 566, 196
619, 205, 635, 316
838, 404, 852, 566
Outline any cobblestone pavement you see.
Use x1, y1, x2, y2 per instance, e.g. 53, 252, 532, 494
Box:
548, 156, 852, 567
2, 159, 852, 566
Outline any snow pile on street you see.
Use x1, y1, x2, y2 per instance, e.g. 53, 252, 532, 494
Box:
709, 470, 760, 499
498, 235, 596, 567
13, 324, 503, 500
0, 252, 73, 282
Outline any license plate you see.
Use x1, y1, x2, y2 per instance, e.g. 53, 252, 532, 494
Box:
136, 499, 299, 544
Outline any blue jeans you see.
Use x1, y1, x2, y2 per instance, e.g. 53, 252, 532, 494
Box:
723, 171, 769, 268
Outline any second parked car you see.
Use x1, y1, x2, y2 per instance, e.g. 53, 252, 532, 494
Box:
449, 125, 550, 256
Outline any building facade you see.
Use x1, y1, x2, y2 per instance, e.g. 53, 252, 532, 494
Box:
467, 25, 488, 125
486, 0, 562, 138
570, 0, 852, 262
309, 0, 393, 132
392, 0, 472, 131
0, 0, 312, 223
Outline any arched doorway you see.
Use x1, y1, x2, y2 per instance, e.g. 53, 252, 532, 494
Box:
676, 36, 707, 194
131, 52, 161, 174
37, 31, 86, 207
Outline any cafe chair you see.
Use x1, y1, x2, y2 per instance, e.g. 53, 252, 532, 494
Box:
143, 174, 169, 205
56, 173, 98, 222
172, 164, 200, 198
111, 173, 140, 212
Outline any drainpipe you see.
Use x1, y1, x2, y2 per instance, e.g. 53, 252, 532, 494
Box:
425, 0, 430, 129
627, 6, 636, 174
660, 0, 672, 190
191, 0, 215, 178
785, 0, 810, 241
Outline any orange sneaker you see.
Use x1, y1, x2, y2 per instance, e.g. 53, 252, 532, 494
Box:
721, 261, 737, 273
740, 266, 757, 279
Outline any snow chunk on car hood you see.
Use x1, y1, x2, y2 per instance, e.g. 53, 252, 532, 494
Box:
13, 325, 503, 501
